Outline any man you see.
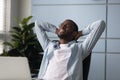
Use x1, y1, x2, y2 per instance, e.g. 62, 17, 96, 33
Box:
34, 19, 105, 80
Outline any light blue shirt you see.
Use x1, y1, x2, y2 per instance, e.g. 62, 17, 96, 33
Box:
34, 20, 105, 80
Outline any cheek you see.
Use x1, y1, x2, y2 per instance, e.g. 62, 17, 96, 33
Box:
59, 29, 64, 33
57, 29, 66, 35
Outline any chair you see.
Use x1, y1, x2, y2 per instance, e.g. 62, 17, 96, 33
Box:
83, 53, 92, 80
32, 40, 92, 80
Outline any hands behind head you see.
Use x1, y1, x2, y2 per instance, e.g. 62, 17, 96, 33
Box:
55, 28, 59, 35
74, 31, 83, 40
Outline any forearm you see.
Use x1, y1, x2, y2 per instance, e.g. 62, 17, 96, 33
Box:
37, 21, 57, 33
82, 20, 105, 59
82, 20, 105, 36
34, 20, 57, 50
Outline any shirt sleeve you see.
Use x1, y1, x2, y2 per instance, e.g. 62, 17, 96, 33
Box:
34, 20, 57, 50
81, 20, 105, 59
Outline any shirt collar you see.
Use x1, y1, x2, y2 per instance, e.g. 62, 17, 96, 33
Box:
54, 40, 76, 48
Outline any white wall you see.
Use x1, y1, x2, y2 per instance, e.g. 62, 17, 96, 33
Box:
18, 0, 31, 20
10, 0, 31, 27
31, 0, 120, 80
6, 0, 120, 80
31, 0, 106, 80
10, 0, 19, 26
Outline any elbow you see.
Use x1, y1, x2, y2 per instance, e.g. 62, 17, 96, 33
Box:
100, 20, 106, 31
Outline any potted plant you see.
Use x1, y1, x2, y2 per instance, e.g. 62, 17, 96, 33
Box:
0, 16, 43, 76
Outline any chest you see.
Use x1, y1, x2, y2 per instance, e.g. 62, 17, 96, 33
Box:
53, 47, 71, 62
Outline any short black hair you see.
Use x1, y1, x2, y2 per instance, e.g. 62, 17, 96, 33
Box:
66, 19, 78, 32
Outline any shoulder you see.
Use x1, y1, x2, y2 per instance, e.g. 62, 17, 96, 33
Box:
52, 40, 59, 43
47, 40, 59, 48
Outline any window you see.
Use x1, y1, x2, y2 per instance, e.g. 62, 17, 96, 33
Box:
0, 0, 4, 32
0, 0, 4, 54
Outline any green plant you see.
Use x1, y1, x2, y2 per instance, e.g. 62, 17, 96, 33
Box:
2, 16, 43, 56
1, 16, 43, 74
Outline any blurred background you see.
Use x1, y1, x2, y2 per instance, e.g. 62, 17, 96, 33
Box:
0, 0, 120, 80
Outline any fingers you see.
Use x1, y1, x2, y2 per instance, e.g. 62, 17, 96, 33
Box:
55, 28, 59, 34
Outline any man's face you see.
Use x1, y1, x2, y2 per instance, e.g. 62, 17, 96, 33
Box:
57, 20, 75, 39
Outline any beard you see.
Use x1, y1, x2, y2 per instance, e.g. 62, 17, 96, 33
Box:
57, 32, 73, 39
57, 34, 68, 39
57, 28, 75, 39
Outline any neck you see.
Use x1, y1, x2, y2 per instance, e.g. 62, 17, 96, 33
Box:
59, 38, 72, 44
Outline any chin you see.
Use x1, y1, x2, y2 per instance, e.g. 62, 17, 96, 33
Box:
58, 35, 66, 39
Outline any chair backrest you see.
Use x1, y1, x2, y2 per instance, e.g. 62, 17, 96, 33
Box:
83, 53, 92, 80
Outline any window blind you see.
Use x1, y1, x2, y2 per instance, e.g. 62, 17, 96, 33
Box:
0, 0, 4, 31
